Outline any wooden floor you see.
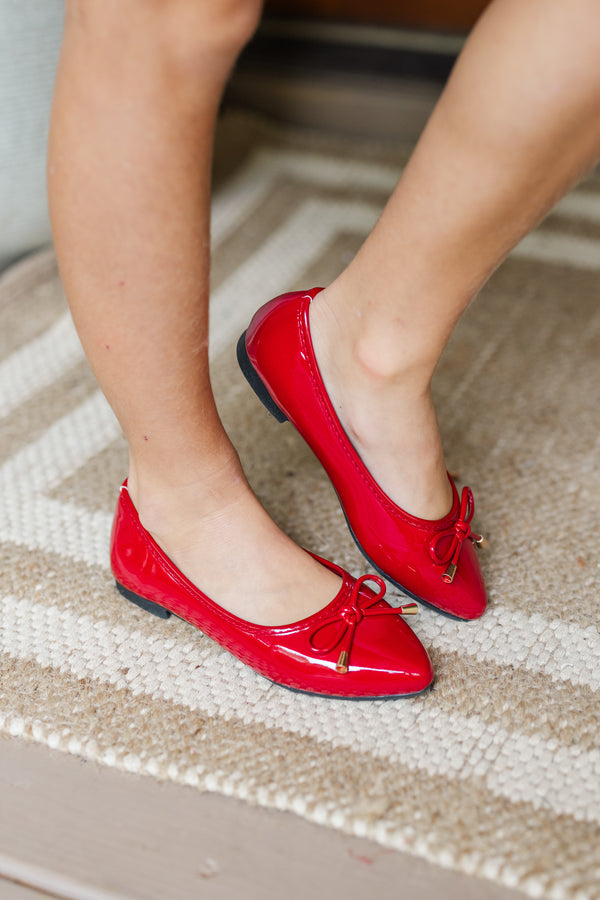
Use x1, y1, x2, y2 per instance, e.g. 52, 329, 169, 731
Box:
0, 735, 528, 900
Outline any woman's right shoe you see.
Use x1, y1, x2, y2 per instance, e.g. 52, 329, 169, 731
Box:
110, 482, 434, 699
238, 289, 488, 621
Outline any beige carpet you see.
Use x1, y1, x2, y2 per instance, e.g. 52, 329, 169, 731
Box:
1, 112, 600, 900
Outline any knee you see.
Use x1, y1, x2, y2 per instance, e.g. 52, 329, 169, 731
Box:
65, 0, 263, 75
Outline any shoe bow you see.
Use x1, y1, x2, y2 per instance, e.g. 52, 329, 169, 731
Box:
428, 486, 487, 584
309, 574, 418, 674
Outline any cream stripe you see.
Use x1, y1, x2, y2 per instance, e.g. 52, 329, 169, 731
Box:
0, 391, 118, 567
0, 496, 111, 568
0, 312, 83, 419
513, 231, 600, 270
418, 605, 600, 692
555, 191, 600, 224
210, 148, 399, 246
0, 390, 118, 491
1, 593, 599, 824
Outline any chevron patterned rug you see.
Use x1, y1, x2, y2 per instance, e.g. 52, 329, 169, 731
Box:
1, 112, 599, 900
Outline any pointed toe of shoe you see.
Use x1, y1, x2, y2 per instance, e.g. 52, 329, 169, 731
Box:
309, 610, 435, 699
369, 624, 434, 697
443, 541, 487, 620
343, 600, 434, 696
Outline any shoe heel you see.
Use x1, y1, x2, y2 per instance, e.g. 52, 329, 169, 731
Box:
116, 582, 171, 619
236, 331, 288, 423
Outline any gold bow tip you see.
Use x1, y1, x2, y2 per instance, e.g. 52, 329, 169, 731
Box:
399, 602, 418, 615
442, 563, 458, 584
336, 651, 349, 673
333, 601, 418, 673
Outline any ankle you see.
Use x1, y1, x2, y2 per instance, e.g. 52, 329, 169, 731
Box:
127, 448, 248, 535
354, 325, 440, 394
312, 284, 438, 391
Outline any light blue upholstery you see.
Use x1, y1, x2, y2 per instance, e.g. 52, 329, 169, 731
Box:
0, 1, 64, 269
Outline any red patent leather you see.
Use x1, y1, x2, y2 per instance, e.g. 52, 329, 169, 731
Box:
242, 290, 487, 620
110, 483, 434, 698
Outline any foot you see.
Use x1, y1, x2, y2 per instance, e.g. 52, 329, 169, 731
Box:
309, 288, 453, 521
127, 455, 343, 627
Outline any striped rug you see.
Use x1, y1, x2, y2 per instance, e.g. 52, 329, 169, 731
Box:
1, 112, 599, 900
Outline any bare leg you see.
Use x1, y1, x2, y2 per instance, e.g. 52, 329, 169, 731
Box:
311, 0, 600, 519
48, 0, 341, 626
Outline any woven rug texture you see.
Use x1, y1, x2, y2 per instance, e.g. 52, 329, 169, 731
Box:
1, 113, 599, 900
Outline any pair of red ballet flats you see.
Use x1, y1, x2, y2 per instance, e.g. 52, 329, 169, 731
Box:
111, 289, 487, 700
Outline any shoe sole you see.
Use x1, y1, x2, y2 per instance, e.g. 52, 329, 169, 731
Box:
236, 331, 289, 423
237, 330, 475, 623
115, 580, 433, 700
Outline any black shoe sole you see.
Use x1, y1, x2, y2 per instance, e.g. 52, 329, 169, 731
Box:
116, 581, 172, 618
236, 331, 288, 423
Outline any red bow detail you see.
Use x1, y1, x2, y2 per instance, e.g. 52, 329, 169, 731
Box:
428, 486, 486, 584
309, 574, 418, 674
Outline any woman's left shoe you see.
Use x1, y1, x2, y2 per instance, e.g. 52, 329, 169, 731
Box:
237, 289, 488, 621
110, 482, 434, 699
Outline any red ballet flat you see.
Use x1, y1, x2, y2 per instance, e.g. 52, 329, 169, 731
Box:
238, 289, 488, 621
110, 483, 434, 699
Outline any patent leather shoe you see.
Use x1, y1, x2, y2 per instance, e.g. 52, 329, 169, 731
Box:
110, 483, 434, 698
238, 289, 488, 620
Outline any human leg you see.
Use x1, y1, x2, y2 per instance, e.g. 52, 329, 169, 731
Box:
238, 0, 600, 617
47, 0, 345, 627
310, 0, 600, 520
